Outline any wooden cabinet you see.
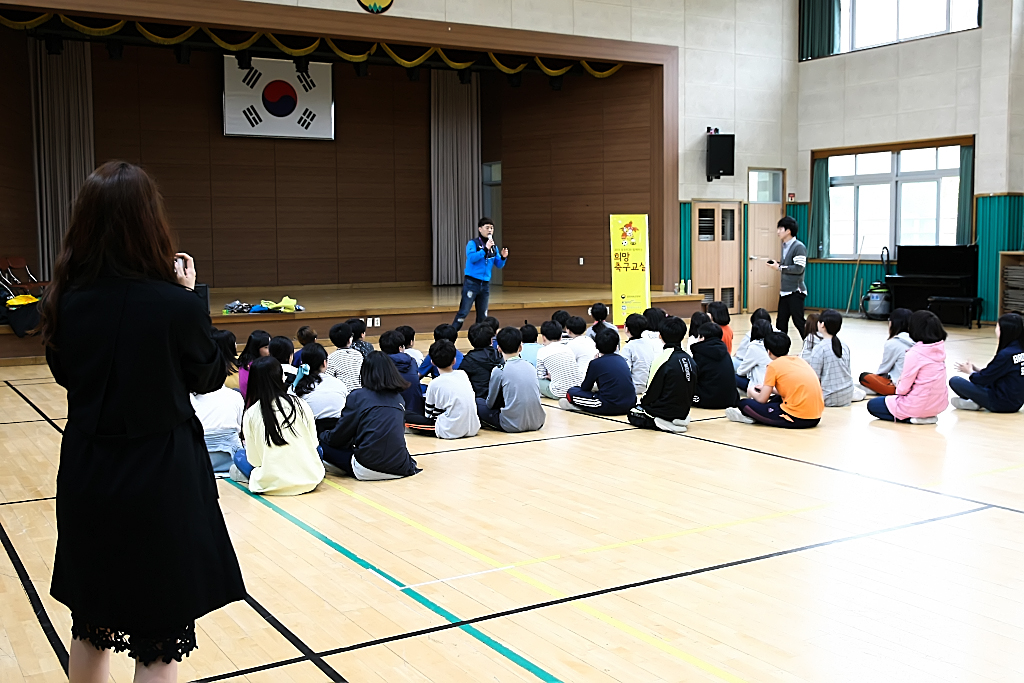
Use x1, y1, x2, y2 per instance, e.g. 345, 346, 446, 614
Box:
691, 201, 742, 313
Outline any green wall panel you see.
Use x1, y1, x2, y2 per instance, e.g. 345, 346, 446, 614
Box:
976, 195, 1024, 320
680, 202, 692, 283
786, 203, 809, 236
804, 261, 888, 312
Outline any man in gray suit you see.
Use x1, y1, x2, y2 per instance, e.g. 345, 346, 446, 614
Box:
767, 216, 807, 335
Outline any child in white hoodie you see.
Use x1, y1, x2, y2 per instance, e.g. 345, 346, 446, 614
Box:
859, 308, 914, 396
735, 319, 773, 392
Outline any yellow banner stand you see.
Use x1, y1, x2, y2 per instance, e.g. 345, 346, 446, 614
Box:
609, 214, 651, 326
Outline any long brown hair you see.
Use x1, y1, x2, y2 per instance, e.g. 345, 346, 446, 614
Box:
38, 161, 176, 346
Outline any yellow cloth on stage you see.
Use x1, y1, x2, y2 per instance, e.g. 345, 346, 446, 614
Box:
261, 296, 298, 313
5, 294, 39, 308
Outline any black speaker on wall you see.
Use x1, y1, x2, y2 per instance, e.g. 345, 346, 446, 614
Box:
706, 129, 734, 182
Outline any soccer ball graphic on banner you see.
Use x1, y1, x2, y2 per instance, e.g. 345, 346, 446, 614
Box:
223, 56, 334, 140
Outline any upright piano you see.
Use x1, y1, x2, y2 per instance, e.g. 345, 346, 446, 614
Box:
885, 245, 979, 324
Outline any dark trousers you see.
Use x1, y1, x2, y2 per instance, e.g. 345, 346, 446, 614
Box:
867, 396, 909, 422
739, 397, 819, 429
949, 376, 997, 411
453, 276, 489, 331
736, 375, 750, 391
319, 442, 355, 474
476, 397, 505, 431
776, 292, 806, 336
566, 387, 634, 416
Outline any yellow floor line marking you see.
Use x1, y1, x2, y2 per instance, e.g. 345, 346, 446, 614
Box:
323, 478, 750, 683
926, 461, 1024, 487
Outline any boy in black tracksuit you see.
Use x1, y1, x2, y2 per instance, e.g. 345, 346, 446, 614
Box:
561, 328, 637, 415
690, 322, 739, 409
459, 322, 503, 398
629, 316, 696, 434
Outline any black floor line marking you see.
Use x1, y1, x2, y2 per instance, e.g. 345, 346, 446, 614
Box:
243, 594, 348, 682
0, 496, 55, 506
0, 518, 69, 674
0, 419, 46, 425
414, 426, 635, 456
4, 381, 63, 434
1, 376, 54, 382
191, 505, 991, 683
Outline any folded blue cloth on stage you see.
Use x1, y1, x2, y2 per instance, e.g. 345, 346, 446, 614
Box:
250, 304, 270, 313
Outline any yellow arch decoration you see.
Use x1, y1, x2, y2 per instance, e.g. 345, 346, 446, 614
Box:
265, 33, 321, 57
533, 56, 572, 77
487, 52, 527, 75
325, 38, 376, 62
581, 60, 624, 78
134, 23, 199, 46
0, 12, 51, 29
201, 27, 262, 51
436, 48, 474, 70
380, 43, 435, 68
59, 15, 125, 37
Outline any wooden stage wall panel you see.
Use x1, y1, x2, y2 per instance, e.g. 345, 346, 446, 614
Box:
481, 65, 658, 288
91, 44, 431, 288
0, 31, 38, 274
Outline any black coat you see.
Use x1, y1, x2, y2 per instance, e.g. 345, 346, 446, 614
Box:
460, 347, 502, 398
641, 347, 697, 420
690, 339, 739, 409
320, 389, 419, 476
47, 276, 245, 633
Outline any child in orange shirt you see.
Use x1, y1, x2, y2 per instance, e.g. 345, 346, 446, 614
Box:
726, 332, 824, 429
707, 301, 734, 354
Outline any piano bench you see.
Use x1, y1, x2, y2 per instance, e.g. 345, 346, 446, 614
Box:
927, 296, 983, 329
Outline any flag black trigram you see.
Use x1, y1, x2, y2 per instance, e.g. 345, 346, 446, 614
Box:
243, 105, 263, 128
297, 108, 316, 130
242, 67, 262, 89
297, 72, 316, 92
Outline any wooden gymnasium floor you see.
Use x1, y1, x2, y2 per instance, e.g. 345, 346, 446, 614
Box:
2, 317, 1023, 682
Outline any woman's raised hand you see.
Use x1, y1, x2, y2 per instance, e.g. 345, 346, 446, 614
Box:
174, 252, 196, 290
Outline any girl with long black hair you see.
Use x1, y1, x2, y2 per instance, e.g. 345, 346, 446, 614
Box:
807, 309, 865, 407
237, 329, 270, 397
291, 342, 349, 433
232, 356, 325, 495
950, 313, 1024, 412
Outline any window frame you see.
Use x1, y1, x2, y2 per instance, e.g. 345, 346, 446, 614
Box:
841, 0, 975, 53
826, 147, 961, 259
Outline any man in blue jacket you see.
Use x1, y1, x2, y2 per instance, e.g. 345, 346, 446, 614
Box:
452, 217, 508, 331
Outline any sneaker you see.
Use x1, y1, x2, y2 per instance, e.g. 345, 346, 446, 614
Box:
558, 398, 580, 411
672, 418, 691, 428
910, 416, 938, 425
851, 387, 867, 402
725, 407, 754, 424
322, 460, 348, 477
654, 417, 687, 433
951, 397, 982, 411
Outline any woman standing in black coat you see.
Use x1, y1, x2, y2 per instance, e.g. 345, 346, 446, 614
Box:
38, 162, 245, 682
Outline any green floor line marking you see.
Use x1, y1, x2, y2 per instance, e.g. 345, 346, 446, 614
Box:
226, 480, 562, 683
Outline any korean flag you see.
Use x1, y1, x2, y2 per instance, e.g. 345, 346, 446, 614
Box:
223, 56, 334, 140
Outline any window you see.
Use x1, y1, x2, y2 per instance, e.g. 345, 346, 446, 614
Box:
839, 0, 978, 52
748, 170, 783, 203
826, 146, 961, 258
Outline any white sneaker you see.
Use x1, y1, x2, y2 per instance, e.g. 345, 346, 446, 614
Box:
951, 397, 982, 411
558, 398, 580, 411
851, 387, 867, 402
672, 418, 691, 428
910, 416, 938, 425
654, 417, 687, 433
725, 407, 754, 424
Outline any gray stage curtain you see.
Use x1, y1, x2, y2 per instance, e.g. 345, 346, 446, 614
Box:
431, 70, 481, 286
957, 145, 974, 245
29, 39, 95, 280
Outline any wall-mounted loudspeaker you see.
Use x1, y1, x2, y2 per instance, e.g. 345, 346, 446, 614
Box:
706, 128, 734, 182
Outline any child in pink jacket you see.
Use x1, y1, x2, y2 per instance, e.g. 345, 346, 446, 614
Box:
867, 310, 948, 424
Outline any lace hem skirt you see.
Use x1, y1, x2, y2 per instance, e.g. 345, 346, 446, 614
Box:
72, 617, 197, 665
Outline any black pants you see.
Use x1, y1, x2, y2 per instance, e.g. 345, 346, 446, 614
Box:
452, 276, 489, 331
776, 292, 806, 336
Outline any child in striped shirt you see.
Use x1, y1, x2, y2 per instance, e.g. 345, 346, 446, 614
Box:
326, 322, 364, 393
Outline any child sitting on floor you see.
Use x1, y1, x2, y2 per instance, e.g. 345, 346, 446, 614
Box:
735, 319, 773, 392
690, 322, 739, 409
950, 313, 1024, 413
644, 307, 667, 347
460, 323, 503, 398
536, 320, 580, 399
807, 309, 866, 407
552, 310, 572, 341
561, 328, 637, 416
859, 308, 913, 395
866, 310, 948, 425
478, 327, 546, 432
237, 329, 270, 398
292, 325, 317, 367
565, 315, 598, 380
319, 352, 421, 479
326, 322, 364, 393
406, 340, 480, 439
191, 329, 245, 474
800, 313, 821, 361
618, 313, 657, 394
232, 356, 325, 495
379, 329, 424, 416
726, 332, 824, 429
586, 302, 617, 339
396, 325, 424, 366
628, 316, 696, 434
291, 343, 349, 434
269, 335, 297, 386
519, 324, 542, 367
707, 301, 734, 354
418, 323, 464, 380
346, 318, 374, 358
687, 311, 710, 350
733, 308, 772, 370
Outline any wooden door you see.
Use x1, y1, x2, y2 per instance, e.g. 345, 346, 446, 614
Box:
691, 202, 742, 313
719, 203, 740, 313
746, 203, 784, 312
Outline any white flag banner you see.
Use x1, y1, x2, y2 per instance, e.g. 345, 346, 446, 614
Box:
223, 56, 334, 140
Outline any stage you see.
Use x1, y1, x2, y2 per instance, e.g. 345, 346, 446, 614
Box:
206, 284, 705, 343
